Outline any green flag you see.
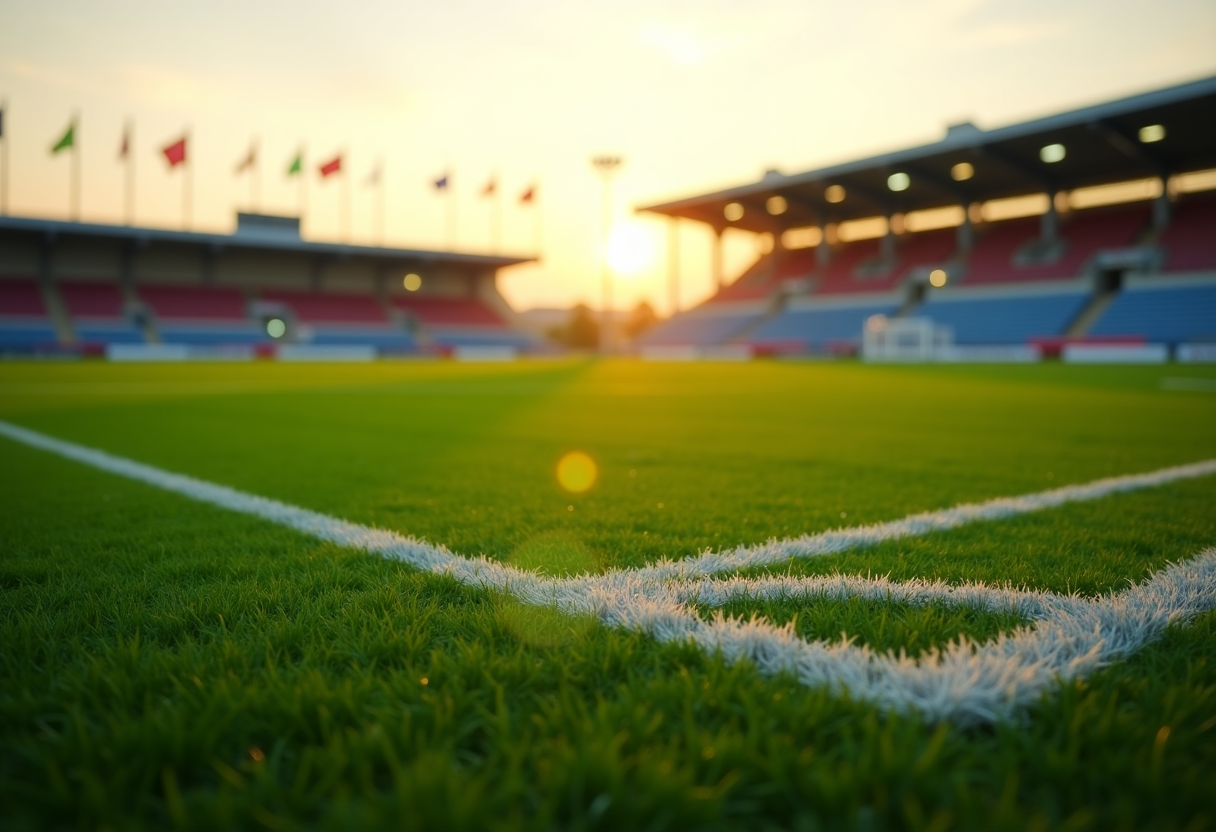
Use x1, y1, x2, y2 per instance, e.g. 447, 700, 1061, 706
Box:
51, 122, 75, 155
287, 152, 302, 176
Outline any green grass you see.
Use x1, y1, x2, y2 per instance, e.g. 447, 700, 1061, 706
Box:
1, 358, 1215, 831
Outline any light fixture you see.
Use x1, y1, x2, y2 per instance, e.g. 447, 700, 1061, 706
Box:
951, 162, 974, 181
824, 185, 845, 203
766, 195, 787, 215
887, 172, 910, 192
724, 202, 744, 221
1040, 143, 1066, 164
403, 273, 422, 291
929, 269, 948, 287
1139, 124, 1166, 143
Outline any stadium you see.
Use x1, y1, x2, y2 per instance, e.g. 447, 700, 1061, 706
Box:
638, 76, 1216, 362
2, 5, 1216, 832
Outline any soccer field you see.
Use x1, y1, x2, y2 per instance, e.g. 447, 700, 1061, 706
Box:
2, 359, 1216, 831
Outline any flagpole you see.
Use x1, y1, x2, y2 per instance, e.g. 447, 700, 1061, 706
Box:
70, 111, 81, 221
447, 168, 456, 250
299, 146, 307, 229
376, 159, 385, 246
492, 175, 501, 254
342, 152, 351, 243
124, 119, 135, 225
183, 126, 192, 230
534, 192, 543, 257
253, 137, 260, 212
0, 98, 8, 216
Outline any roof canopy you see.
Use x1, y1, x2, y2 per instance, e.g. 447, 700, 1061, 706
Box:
0, 214, 532, 270
638, 76, 1216, 233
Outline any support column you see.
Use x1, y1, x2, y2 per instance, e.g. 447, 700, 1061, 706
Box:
1041, 192, 1059, 242
711, 227, 724, 291
880, 216, 897, 259
816, 224, 833, 267
1153, 177, 1171, 230
120, 242, 135, 296
957, 205, 974, 252
667, 217, 680, 314
768, 229, 783, 285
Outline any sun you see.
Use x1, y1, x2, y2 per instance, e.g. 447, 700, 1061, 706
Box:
606, 224, 653, 276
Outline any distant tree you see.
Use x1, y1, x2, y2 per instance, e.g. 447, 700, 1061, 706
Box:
547, 303, 600, 349
622, 301, 659, 340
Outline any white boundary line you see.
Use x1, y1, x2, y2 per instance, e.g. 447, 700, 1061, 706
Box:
2, 417, 1215, 724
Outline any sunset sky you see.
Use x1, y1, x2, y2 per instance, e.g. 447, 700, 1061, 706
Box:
2, 0, 1214, 313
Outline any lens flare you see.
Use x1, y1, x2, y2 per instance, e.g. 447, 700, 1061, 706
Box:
606, 225, 652, 275
557, 451, 598, 493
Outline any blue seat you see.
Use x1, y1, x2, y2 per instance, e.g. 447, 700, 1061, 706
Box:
0, 320, 59, 350
1090, 285, 1216, 343
917, 293, 1089, 344
750, 304, 896, 349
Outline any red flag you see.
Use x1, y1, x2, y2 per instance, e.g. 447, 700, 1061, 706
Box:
162, 137, 187, 167
520, 185, 535, 204
235, 143, 256, 174
481, 178, 496, 197
319, 156, 342, 177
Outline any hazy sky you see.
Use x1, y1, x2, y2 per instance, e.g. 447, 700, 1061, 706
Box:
2, 0, 1214, 312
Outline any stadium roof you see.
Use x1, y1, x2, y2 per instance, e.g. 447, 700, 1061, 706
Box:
0, 213, 532, 270
638, 75, 1216, 233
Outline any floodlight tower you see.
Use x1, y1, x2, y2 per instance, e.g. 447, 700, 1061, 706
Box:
591, 155, 622, 353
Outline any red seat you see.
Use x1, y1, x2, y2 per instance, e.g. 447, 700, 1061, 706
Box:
392, 296, 506, 327
1160, 194, 1216, 273
59, 281, 126, 319
0, 279, 48, 317
139, 285, 248, 320
814, 239, 888, 295
262, 290, 389, 324
964, 204, 1149, 284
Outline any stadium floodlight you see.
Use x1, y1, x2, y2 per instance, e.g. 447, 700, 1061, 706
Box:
1139, 124, 1166, 143
403, 273, 422, 291
929, 269, 948, 287
724, 202, 744, 221
951, 162, 974, 181
1040, 143, 1066, 163
887, 172, 911, 192
766, 195, 787, 215
591, 155, 623, 352
824, 184, 846, 203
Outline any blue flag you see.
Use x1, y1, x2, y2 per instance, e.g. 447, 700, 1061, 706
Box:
434, 175, 448, 190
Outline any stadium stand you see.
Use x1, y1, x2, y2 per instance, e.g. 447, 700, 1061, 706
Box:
916, 287, 1091, 344
1159, 194, 1216, 273
1088, 278, 1216, 344
962, 204, 1149, 285
748, 299, 898, 352
262, 289, 415, 349
0, 278, 59, 351
138, 285, 266, 345
812, 229, 958, 295
638, 305, 766, 346
891, 229, 958, 282
59, 280, 145, 345
392, 296, 534, 348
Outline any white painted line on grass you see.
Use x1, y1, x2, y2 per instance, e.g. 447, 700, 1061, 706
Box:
2, 417, 1215, 724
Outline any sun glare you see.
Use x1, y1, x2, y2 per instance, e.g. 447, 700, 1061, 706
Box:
606, 225, 652, 275
557, 451, 598, 493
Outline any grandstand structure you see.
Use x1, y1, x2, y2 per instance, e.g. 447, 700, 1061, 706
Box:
0, 213, 536, 356
638, 76, 1216, 357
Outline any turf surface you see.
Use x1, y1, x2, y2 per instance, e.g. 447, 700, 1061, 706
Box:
2, 359, 1215, 830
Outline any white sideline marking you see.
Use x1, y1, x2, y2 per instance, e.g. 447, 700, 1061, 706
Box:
2, 417, 1215, 724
